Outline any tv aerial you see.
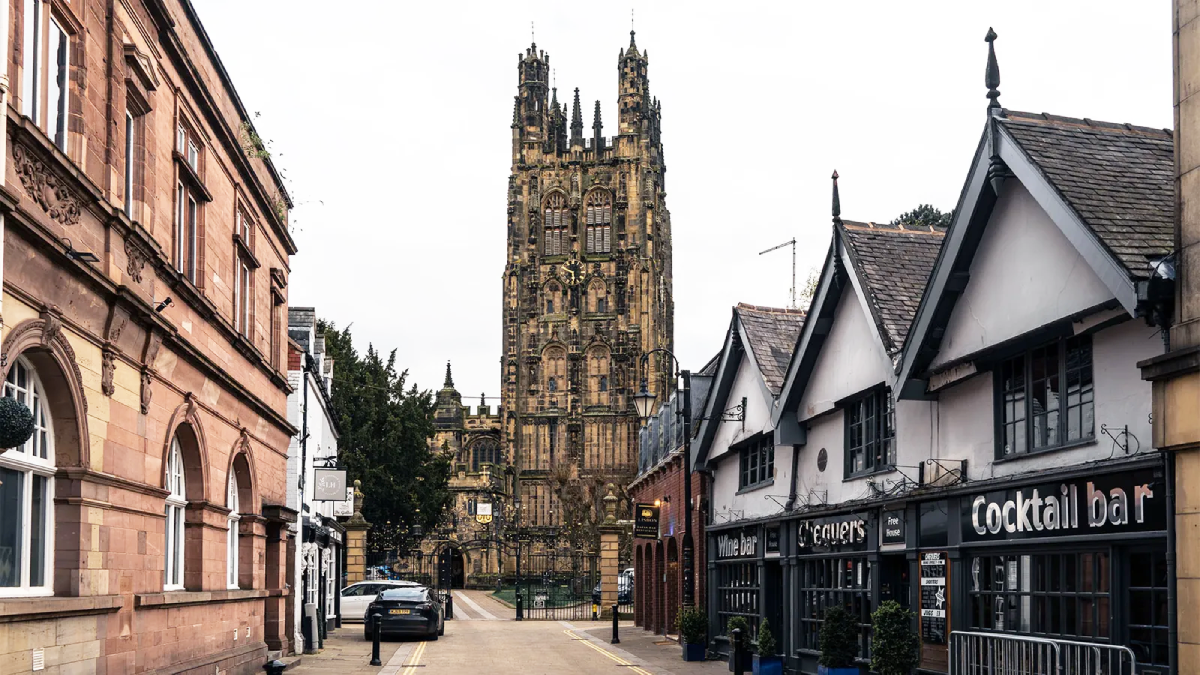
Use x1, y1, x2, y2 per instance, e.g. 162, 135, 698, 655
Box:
759, 238, 797, 309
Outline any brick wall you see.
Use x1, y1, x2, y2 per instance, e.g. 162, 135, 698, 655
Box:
629, 452, 708, 636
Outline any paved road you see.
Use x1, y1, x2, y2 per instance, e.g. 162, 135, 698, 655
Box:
292, 590, 724, 675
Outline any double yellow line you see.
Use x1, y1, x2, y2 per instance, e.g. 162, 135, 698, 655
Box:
400, 640, 427, 675
562, 629, 652, 675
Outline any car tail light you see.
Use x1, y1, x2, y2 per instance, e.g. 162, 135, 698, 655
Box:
416, 602, 433, 610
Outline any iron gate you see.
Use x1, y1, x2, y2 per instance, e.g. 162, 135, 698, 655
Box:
517, 550, 601, 620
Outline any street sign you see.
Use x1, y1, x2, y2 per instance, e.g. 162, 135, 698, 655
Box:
634, 503, 660, 539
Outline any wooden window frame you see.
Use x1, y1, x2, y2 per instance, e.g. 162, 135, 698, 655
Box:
843, 386, 895, 478
995, 335, 1095, 459
585, 190, 613, 254
738, 434, 774, 490
543, 192, 568, 257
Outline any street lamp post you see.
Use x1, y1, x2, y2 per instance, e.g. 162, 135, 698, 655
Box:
633, 349, 695, 608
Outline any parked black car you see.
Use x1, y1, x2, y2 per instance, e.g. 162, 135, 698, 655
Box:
364, 586, 444, 640
591, 574, 633, 605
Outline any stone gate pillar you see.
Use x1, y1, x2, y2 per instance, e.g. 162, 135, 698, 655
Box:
343, 480, 371, 584
598, 483, 623, 619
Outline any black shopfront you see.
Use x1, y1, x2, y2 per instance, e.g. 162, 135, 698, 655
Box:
710, 457, 1169, 675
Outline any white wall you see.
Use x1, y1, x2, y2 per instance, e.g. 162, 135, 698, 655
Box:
797, 287, 894, 421
932, 181, 1114, 368
933, 318, 1160, 481
708, 352, 794, 522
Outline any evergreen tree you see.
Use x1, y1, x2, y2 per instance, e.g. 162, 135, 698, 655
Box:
890, 204, 952, 230
319, 320, 452, 553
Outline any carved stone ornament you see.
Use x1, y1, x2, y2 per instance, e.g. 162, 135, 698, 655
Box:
39, 309, 62, 349
13, 143, 82, 226
101, 348, 115, 397
124, 236, 150, 283
140, 368, 153, 414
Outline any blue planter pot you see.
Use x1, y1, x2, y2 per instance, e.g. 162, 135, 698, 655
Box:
817, 666, 859, 675
752, 655, 783, 675
682, 642, 706, 662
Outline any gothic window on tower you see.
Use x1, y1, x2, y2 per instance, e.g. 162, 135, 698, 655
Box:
587, 346, 611, 406
544, 281, 563, 315
585, 191, 613, 254
588, 278, 609, 314
543, 192, 568, 256
543, 346, 566, 396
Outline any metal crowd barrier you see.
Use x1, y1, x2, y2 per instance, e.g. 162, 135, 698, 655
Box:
950, 631, 1138, 675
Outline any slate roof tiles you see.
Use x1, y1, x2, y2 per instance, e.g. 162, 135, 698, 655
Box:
735, 304, 806, 395
839, 220, 946, 354
999, 111, 1174, 280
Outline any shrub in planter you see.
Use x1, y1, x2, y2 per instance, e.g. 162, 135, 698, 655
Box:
870, 601, 919, 675
677, 606, 708, 662
0, 397, 34, 449
726, 616, 752, 672
818, 606, 860, 675
752, 618, 782, 675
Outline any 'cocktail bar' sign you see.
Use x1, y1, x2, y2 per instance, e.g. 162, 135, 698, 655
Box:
962, 469, 1164, 542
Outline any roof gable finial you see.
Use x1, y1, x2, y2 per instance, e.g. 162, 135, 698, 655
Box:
444, 360, 454, 388
985, 27, 1001, 113
832, 170, 842, 225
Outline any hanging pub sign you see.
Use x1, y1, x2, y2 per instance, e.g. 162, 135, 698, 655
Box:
882, 508, 906, 545
313, 468, 347, 501
919, 552, 949, 644
476, 502, 493, 524
798, 513, 869, 553
961, 468, 1165, 542
634, 503, 661, 539
715, 529, 759, 559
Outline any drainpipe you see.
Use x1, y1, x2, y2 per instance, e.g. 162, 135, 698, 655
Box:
784, 444, 801, 511
1166, 449, 1177, 674
0, 0, 9, 325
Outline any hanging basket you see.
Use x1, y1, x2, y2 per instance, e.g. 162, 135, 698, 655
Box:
0, 397, 35, 449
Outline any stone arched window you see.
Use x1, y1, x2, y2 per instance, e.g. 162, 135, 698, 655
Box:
226, 472, 240, 589
587, 346, 611, 406
470, 438, 501, 471
543, 192, 568, 256
544, 281, 564, 315
165, 437, 187, 590
585, 191, 612, 253
588, 278, 609, 314
0, 356, 55, 594
543, 346, 566, 396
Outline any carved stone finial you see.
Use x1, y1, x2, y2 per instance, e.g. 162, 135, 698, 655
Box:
444, 361, 454, 388
831, 170, 842, 224
602, 482, 618, 525
985, 28, 1001, 112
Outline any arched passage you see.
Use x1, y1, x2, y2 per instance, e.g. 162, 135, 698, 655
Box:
654, 539, 665, 634
666, 538, 679, 637
634, 545, 644, 627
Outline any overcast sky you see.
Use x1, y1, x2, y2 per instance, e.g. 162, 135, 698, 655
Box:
195, 1, 1171, 403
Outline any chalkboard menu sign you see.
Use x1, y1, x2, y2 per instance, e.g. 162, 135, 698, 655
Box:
919, 551, 948, 644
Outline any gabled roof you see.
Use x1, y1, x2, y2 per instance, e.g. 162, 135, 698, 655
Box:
840, 221, 946, 354
771, 219, 944, 425
691, 304, 806, 469
736, 304, 808, 395
895, 109, 1174, 398
999, 111, 1173, 278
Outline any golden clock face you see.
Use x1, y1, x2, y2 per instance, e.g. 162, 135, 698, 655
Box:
560, 261, 582, 285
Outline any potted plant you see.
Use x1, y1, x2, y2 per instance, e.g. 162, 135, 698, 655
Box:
870, 601, 919, 675
0, 397, 34, 449
818, 606, 860, 675
752, 618, 782, 675
726, 616, 752, 672
677, 606, 708, 662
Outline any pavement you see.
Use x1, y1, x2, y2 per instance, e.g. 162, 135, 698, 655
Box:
287, 590, 725, 675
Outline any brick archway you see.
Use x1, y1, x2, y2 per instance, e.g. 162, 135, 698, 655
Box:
654, 539, 665, 634
634, 545, 644, 627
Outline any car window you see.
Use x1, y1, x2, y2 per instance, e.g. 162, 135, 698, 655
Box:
342, 584, 374, 597
379, 588, 429, 602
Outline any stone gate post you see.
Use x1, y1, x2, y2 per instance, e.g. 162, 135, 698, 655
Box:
598, 483, 623, 619
343, 480, 371, 584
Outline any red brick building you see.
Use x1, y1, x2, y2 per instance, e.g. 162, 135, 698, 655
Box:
629, 357, 716, 636
0, 0, 296, 672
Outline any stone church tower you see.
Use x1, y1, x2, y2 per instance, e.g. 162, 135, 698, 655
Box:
502, 32, 674, 537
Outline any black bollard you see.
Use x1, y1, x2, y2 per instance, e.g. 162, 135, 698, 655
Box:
370, 612, 382, 666
446, 593, 454, 620
515, 593, 523, 621
611, 604, 620, 644
731, 628, 744, 675
263, 660, 286, 675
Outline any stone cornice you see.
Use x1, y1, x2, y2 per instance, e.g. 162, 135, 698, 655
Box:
0, 594, 123, 623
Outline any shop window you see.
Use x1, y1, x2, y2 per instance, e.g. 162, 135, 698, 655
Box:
967, 551, 1110, 639
998, 335, 1094, 458
844, 386, 894, 477
715, 561, 759, 637
0, 357, 55, 596
1127, 549, 1169, 669
797, 557, 873, 658
738, 435, 774, 490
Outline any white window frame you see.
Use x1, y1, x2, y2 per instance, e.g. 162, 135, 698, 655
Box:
226, 472, 240, 589
21, 0, 70, 152
124, 110, 135, 218
164, 438, 186, 591
0, 356, 55, 597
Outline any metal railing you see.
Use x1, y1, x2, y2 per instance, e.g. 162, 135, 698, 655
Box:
951, 631, 1059, 675
1055, 638, 1136, 675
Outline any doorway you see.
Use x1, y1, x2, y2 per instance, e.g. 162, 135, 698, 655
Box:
880, 554, 910, 609
438, 547, 467, 589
